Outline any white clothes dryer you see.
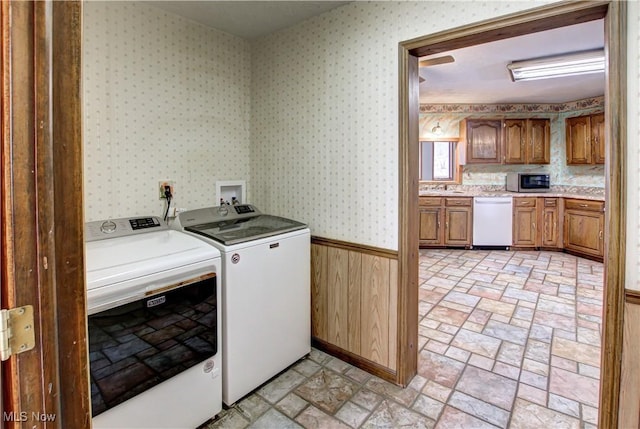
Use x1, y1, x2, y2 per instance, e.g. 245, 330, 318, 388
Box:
85, 216, 222, 429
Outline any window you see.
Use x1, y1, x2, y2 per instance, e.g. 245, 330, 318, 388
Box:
419, 140, 459, 182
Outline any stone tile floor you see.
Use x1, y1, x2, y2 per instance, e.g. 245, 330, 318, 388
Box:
203, 249, 603, 429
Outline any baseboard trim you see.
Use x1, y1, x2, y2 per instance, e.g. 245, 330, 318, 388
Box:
311, 236, 398, 260
312, 337, 399, 385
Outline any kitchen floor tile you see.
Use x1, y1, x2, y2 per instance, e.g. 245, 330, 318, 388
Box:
295, 370, 358, 414
203, 250, 602, 429
295, 406, 350, 429
248, 408, 302, 429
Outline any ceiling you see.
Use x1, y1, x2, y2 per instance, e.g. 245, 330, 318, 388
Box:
147, 1, 350, 40
419, 19, 605, 104
145, 2, 604, 105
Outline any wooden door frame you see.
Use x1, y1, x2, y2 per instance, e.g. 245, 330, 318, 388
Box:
398, 2, 626, 428
2, 1, 88, 427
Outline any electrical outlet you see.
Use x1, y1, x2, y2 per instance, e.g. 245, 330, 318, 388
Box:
159, 181, 175, 199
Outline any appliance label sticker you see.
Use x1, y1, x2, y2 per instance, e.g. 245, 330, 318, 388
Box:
146, 296, 166, 308
231, 253, 240, 264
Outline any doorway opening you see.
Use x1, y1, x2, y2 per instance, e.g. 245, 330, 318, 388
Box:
398, 2, 626, 428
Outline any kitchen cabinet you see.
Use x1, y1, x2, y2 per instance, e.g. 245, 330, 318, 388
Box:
420, 195, 600, 259
419, 197, 443, 245
563, 198, 604, 259
512, 197, 561, 249
566, 113, 605, 165
591, 113, 605, 164
504, 119, 550, 164
541, 198, 561, 248
419, 197, 472, 247
444, 198, 472, 246
513, 198, 538, 247
460, 119, 502, 164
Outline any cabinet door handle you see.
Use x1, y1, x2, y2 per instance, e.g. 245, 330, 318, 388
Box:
455, 201, 462, 205
533, 223, 536, 230
579, 204, 588, 208
599, 230, 603, 240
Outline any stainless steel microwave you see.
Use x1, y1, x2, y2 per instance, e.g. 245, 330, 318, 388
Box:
506, 173, 550, 192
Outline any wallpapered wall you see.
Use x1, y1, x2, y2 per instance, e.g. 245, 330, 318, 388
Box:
418, 98, 605, 187
83, 2, 251, 221
250, 1, 550, 249
83, 0, 639, 281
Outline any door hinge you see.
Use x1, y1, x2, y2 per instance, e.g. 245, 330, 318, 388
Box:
0, 305, 35, 361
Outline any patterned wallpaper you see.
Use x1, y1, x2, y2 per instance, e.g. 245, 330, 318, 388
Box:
83, 2, 251, 221
419, 98, 605, 188
250, 1, 550, 249
82, 0, 640, 278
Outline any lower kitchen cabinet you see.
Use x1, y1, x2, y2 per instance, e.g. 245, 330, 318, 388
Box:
513, 197, 561, 249
419, 195, 600, 260
563, 199, 604, 258
419, 197, 472, 247
513, 198, 538, 247
419, 197, 443, 245
444, 198, 472, 246
541, 198, 561, 248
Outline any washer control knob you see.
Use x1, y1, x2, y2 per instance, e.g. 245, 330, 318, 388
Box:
218, 206, 229, 216
100, 220, 117, 234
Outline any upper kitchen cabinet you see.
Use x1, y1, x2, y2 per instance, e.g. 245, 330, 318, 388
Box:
566, 112, 605, 165
591, 113, 605, 164
460, 119, 502, 164
504, 119, 550, 164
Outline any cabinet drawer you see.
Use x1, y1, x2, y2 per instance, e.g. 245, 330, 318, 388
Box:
544, 198, 558, 207
445, 198, 471, 207
514, 198, 537, 207
565, 199, 604, 212
419, 197, 442, 207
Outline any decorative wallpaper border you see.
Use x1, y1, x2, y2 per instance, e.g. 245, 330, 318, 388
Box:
419, 96, 604, 114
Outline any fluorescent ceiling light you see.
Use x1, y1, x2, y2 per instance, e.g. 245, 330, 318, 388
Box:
507, 49, 605, 82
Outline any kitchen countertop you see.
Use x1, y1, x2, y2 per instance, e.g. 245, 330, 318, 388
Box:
419, 186, 605, 202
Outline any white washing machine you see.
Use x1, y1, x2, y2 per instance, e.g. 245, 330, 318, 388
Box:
85, 216, 222, 429
173, 204, 310, 405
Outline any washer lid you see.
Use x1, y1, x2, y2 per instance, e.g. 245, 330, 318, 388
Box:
85, 229, 220, 290
186, 214, 307, 245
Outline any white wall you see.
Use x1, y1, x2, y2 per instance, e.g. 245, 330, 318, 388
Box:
250, 0, 551, 250
83, 2, 251, 221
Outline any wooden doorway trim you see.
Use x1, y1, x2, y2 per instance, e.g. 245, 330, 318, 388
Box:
397, 2, 626, 428
2, 1, 88, 426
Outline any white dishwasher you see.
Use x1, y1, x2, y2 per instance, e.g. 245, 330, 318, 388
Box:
473, 197, 513, 247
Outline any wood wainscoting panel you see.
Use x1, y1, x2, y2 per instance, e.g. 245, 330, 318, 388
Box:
311, 244, 328, 341
348, 251, 362, 354
311, 237, 399, 380
620, 298, 640, 428
361, 254, 391, 367
388, 259, 398, 371
327, 246, 349, 349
